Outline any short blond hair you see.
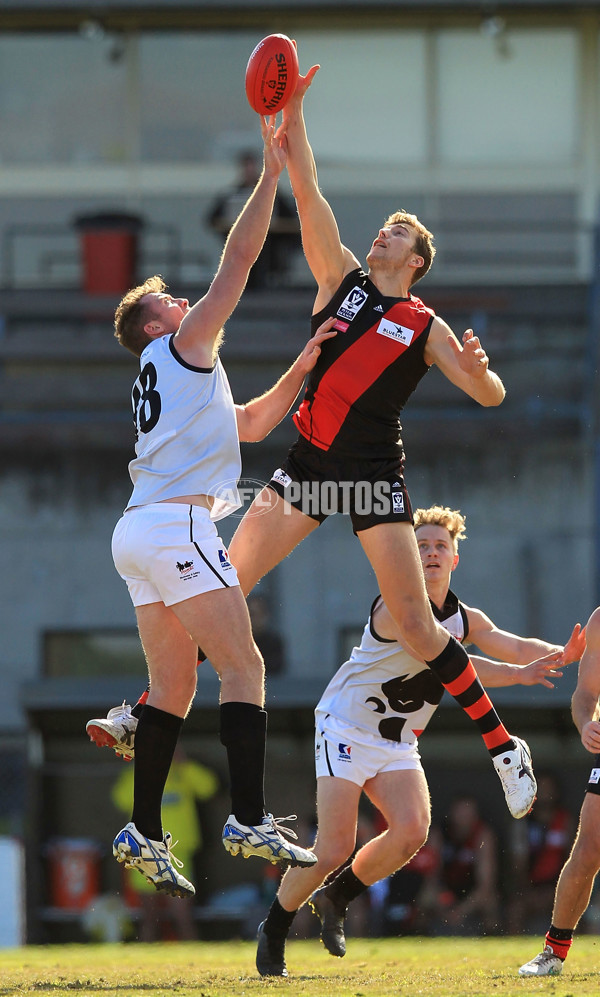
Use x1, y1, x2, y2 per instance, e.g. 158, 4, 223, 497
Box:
114, 274, 167, 357
384, 210, 436, 286
414, 505, 467, 553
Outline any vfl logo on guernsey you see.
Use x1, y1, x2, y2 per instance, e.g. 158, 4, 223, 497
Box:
376, 318, 415, 346
337, 287, 368, 322
589, 768, 600, 784
392, 489, 405, 514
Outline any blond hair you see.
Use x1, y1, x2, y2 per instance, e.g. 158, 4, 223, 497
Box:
114, 275, 167, 357
384, 210, 436, 286
414, 505, 467, 553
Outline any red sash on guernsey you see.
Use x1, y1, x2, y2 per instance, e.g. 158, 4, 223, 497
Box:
293, 298, 433, 452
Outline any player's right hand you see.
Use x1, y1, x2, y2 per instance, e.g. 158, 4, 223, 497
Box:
581, 719, 600, 753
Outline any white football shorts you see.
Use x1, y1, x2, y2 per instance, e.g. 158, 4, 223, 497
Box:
112, 502, 238, 607
314, 713, 423, 787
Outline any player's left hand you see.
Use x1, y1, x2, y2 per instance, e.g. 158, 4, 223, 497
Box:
261, 114, 288, 176
297, 316, 338, 374
448, 329, 490, 378
518, 650, 564, 688
561, 623, 587, 665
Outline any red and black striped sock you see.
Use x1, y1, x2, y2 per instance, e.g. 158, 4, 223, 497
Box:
426, 637, 514, 757
546, 925, 573, 961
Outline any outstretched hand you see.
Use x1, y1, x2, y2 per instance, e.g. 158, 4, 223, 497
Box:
447, 329, 490, 378
561, 623, 587, 665
295, 63, 320, 97
518, 650, 564, 688
297, 316, 338, 374
260, 114, 288, 176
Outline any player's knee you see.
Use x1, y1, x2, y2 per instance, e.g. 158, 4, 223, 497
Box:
315, 837, 355, 874
212, 642, 264, 679
391, 605, 432, 649
572, 828, 600, 873
389, 814, 429, 856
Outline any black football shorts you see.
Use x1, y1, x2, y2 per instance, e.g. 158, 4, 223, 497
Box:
267, 436, 413, 535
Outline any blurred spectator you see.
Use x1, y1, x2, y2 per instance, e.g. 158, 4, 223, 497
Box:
433, 795, 500, 935
506, 772, 574, 934
247, 593, 287, 676
112, 746, 218, 941
206, 150, 301, 289
371, 825, 442, 936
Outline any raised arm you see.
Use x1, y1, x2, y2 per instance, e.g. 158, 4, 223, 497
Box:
173, 116, 287, 366
465, 604, 585, 666
424, 319, 505, 407
235, 317, 338, 442
471, 651, 565, 689
572, 607, 600, 752
281, 63, 360, 309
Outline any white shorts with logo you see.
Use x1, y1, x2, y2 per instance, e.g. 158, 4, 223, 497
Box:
314, 713, 423, 787
112, 502, 238, 607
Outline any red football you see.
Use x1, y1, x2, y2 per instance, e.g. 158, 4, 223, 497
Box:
245, 33, 299, 115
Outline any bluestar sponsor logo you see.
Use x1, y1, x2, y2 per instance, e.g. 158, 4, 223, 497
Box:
376, 317, 415, 346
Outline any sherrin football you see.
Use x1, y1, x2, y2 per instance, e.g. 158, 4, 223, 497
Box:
245, 33, 299, 115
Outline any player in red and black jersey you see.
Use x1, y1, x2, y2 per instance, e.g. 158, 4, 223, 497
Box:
90, 61, 535, 845
228, 61, 535, 825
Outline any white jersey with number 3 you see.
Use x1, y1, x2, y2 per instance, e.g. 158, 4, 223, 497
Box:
126, 335, 241, 519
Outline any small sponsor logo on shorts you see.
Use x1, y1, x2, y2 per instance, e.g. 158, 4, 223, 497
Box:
376, 318, 414, 346
271, 468, 292, 488
392, 488, 405, 514
589, 767, 600, 784
315, 740, 321, 759
338, 743, 352, 762
218, 549, 232, 570
176, 560, 194, 574
337, 287, 368, 322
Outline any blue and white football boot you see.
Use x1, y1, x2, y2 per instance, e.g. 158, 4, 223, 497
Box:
112, 822, 195, 898
222, 813, 317, 868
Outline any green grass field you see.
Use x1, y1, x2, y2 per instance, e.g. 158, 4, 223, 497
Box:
1, 937, 599, 997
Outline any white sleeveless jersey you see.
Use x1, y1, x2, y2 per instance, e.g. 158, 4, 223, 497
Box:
126, 335, 241, 520
316, 590, 469, 745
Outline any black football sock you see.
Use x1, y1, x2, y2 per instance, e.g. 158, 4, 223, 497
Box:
264, 896, 298, 938
220, 701, 267, 826
323, 866, 368, 909
131, 704, 183, 842
426, 636, 514, 757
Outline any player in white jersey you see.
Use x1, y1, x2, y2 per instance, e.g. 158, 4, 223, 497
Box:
255, 505, 585, 977
105, 115, 326, 900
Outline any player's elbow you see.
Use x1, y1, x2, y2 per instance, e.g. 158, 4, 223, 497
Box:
239, 417, 269, 444
479, 383, 505, 407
